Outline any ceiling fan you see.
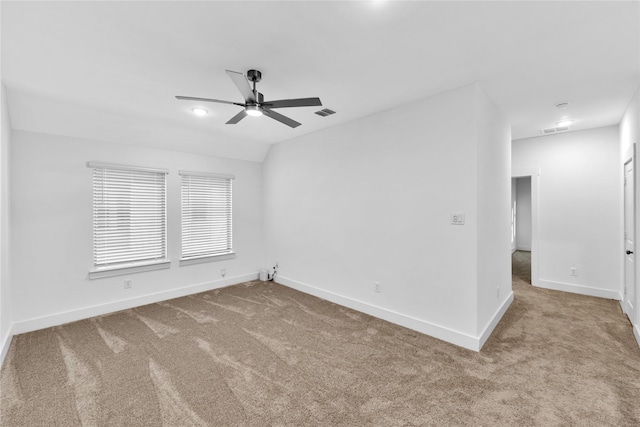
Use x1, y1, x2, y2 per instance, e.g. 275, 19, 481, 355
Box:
176, 69, 322, 128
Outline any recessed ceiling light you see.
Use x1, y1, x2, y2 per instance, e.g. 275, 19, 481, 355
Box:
556, 120, 573, 127
191, 108, 208, 116
245, 105, 263, 117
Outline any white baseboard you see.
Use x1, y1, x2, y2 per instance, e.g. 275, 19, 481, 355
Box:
0, 323, 14, 369
277, 275, 486, 352
536, 279, 621, 300
478, 291, 514, 350
515, 246, 531, 252
619, 302, 640, 349
11, 273, 258, 336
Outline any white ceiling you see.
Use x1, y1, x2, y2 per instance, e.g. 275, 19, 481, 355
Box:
2, 1, 638, 162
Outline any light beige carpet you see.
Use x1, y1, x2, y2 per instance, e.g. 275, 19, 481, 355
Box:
1, 254, 639, 426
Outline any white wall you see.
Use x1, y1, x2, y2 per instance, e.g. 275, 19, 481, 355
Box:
264, 84, 512, 350
515, 177, 532, 250
512, 126, 622, 299
620, 89, 639, 346
9, 130, 265, 332
0, 84, 12, 362
475, 86, 512, 338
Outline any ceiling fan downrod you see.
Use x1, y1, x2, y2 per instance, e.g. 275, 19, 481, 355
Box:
247, 69, 262, 100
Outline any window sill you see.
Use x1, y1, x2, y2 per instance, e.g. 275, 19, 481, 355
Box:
179, 252, 236, 267
89, 260, 171, 279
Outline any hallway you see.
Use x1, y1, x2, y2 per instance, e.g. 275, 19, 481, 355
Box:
512, 250, 531, 284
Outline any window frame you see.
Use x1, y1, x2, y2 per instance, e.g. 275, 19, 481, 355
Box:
179, 170, 235, 266
88, 162, 170, 279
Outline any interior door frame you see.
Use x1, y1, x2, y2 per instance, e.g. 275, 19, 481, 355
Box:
512, 168, 540, 287
623, 143, 637, 324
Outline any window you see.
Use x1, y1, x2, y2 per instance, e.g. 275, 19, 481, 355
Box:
180, 171, 235, 265
88, 162, 169, 278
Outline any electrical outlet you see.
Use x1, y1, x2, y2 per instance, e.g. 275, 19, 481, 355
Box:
497, 286, 500, 299
124, 279, 132, 289
570, 267, 577, 277
220, 269, 226, 278
374, 281, 381, 293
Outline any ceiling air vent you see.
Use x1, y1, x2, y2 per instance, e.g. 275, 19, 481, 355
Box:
315, 108, 336, 117
541, 125, 570, 135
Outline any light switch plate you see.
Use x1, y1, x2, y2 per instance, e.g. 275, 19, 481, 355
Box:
451, 212, 465, 225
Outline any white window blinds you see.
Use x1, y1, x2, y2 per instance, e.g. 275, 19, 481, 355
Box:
180, 171, 234, 260
90, 162, 168, 271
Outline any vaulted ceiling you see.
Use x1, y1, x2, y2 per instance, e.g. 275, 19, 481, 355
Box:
2, 1, 638, 161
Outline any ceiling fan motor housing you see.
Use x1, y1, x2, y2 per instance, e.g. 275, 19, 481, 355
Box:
247, 69, 262, 83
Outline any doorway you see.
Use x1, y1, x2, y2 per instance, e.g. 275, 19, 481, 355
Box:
511, 169, 540, 287
512, 177, 532, 284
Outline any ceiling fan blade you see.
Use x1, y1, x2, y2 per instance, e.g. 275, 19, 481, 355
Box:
226, 70, 256, 103
226, 110, 247, 124
175, 95, 243, 106
262, 97, 322, 109
262, 108, 301, 128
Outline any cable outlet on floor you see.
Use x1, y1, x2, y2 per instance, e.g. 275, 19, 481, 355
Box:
124, 279, 132, 289
374, 281, 381, 293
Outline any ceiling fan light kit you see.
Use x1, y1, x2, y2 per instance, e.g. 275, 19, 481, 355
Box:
176, 69, 322, 128
245, 105, 263, 117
